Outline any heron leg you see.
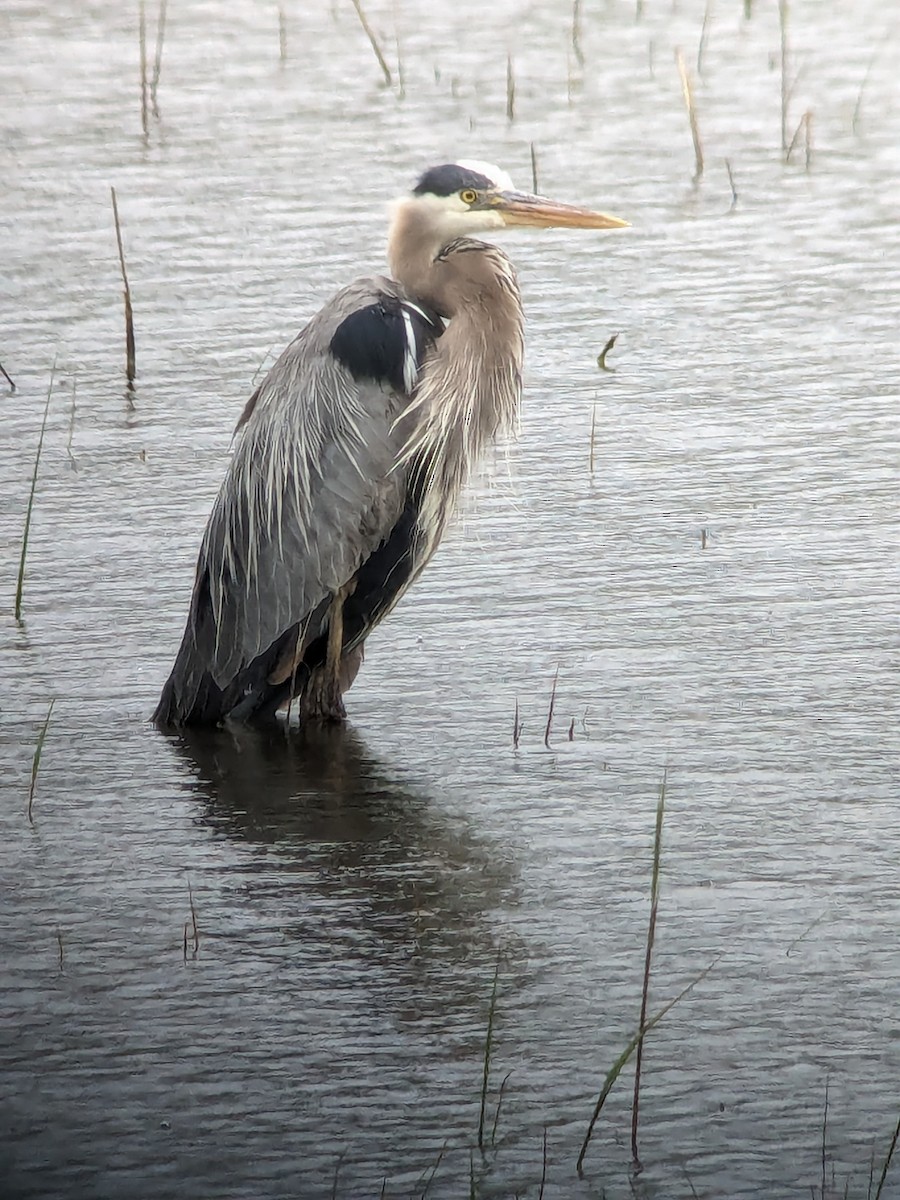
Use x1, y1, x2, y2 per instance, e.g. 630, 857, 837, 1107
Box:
300, 584, 356, 723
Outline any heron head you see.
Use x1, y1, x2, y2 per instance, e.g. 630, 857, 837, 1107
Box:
406, 160, 628, 239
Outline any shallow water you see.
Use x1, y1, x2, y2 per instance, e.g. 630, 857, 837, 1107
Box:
1, 1, 899, 1197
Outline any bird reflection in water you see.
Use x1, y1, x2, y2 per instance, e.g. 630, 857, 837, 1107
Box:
166, 723, 523, 1015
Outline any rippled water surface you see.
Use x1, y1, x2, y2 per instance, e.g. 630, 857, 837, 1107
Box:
2, 2, 899, 1197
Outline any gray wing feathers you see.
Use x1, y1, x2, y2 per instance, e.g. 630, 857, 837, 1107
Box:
194, 276, 410, 687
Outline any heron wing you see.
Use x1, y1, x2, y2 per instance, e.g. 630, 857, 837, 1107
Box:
180, 277, 443, 705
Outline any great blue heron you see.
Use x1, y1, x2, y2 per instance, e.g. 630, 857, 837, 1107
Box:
154, 161, 627, 728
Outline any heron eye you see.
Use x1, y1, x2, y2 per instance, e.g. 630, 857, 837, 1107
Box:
460, 189, 478, 205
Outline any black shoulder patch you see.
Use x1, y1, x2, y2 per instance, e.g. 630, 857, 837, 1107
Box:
413, 163, 495, 197
329, 295, 443, 395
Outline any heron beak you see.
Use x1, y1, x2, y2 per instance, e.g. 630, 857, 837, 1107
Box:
492, 190, 629, 230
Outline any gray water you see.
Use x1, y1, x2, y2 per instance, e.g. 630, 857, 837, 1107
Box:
2, 2, 899, 1197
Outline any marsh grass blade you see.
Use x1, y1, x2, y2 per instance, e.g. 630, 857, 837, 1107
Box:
16, 360, 55, 622
874, 1111, 900, 1200
724, 158, 738, 208
506, 54, 515, 121
490, 1070, 511, 1147
0, 360, 15, 390
331, 1149, 346, 1200
477, 952, 501, 1150
820, 1075, 830, 1198
418, 1140, 446, 1198
577, 956, 719, 1173
28, 698, 56, 826
631, 771, 667, 1165
66, 380, 78, 471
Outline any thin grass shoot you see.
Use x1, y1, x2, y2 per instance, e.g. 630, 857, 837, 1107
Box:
15, 359, 55, 622
724, 158, 738, 208
577, 955, 720, 1173
477, 952, 501, 1150
27, 698, 56, 826
490, 1070, 512, 1147
631, 770, 667, 1166
697, 0, 713, 75
874, 1111, 900, 1200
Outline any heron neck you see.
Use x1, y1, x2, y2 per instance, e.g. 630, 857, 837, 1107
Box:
387, 201, 452, 311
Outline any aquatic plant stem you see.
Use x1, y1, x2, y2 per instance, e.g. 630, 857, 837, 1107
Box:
15, 360, 55, 622
28, 698, 56, 825
631, 770, 667, 1165
477, 952, 501, 1150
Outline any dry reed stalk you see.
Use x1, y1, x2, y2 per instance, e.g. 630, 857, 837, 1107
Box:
724, 157, 738, 208
506, 53, 515, 121
350, 0, 392, 87
187, 881, 200, 953
277, 5, 287, 65
697, 0, 713, 75
139, 1, 149, 135
571, 0, 584, 67
675, 48, 704, 178
779, 0, 790, 155
530, 142, 539, 193
544, 667, 559, 748
0, 360, 15, 390
852, 52, 877, 135
150, 0, 167, 113
110, 187, 136, 386
786, 109, 813, 169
